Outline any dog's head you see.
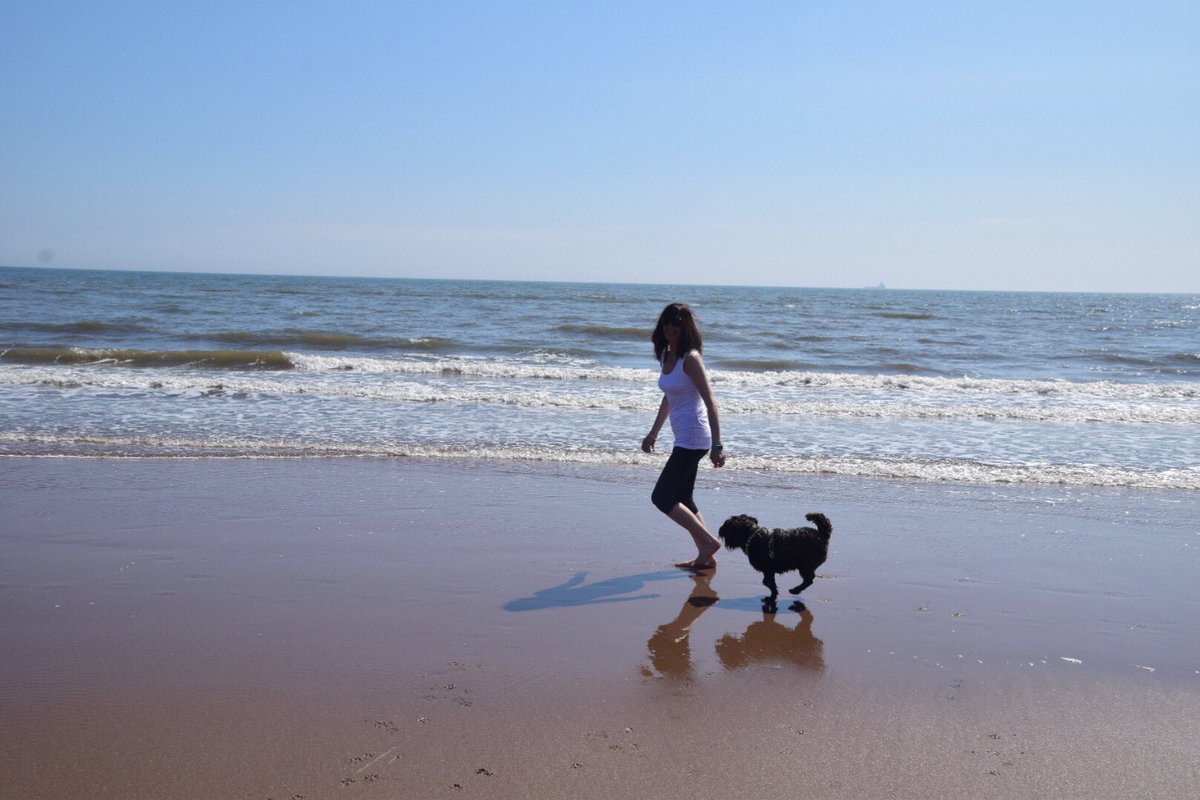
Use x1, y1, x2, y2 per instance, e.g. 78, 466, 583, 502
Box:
718, 514, 759, 550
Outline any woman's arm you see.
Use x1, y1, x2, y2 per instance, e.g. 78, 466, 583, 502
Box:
683, 352, 725, 467
642, 394, 670, 452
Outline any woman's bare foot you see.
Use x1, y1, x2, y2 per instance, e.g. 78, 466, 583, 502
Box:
675, 541, 720, 570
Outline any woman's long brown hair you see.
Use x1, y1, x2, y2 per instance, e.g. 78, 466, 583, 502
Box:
652, 302, 703, 364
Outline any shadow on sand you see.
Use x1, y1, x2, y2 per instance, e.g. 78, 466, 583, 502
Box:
503, 569, 693, 612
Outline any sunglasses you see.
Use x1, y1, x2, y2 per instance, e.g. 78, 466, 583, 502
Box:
662, 316, 685, 327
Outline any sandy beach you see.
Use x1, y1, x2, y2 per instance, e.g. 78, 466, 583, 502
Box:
2, 456, 1197, 799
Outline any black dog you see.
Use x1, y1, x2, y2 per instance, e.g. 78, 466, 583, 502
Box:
717, 512, 832, 601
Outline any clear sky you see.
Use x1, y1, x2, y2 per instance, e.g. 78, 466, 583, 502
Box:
2, 1, 1197, 292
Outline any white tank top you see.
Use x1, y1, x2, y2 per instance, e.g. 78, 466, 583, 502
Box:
658, 351, 712, 450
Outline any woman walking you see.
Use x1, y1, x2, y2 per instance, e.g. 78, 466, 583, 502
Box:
642, 303, 726, 569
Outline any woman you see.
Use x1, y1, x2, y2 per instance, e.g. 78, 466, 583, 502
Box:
642, 302, 726, 569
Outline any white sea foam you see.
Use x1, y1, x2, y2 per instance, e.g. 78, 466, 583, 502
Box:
3, 432, 1197, 490
288, 353, 1200, 399
2, 359, 1196, 426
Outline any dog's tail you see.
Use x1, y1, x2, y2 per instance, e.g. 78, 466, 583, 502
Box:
806, 512, 832, 540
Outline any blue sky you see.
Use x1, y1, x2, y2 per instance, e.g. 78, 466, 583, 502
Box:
2, 1, 1197, 291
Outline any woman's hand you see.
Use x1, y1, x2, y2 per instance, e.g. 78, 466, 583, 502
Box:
710, 445, 726, 468
641, 434, 657, 453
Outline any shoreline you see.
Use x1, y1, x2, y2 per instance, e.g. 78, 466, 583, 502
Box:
3, 448, 1196, 493
2, 456, 1197, 798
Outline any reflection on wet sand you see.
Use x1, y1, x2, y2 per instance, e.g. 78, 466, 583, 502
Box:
646, 571, 721, 680
715, 603, 825, 674
646, 574, 826, 679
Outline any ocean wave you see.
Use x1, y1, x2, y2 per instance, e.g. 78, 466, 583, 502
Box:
2, 364, 1197, 425
5, 353, 1197, 405
4, 340, 1197, 401
555, 323, 646, 340
0, 347, 294, 370
873, 312, 937, 320
0, 319, 152, 335
3, 433, 1196, 490
290, 352, 647, 381
208, 329, 456, 351
301, 354, 1199, 401
715, 358, 811, 372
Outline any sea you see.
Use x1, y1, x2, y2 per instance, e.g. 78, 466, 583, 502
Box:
1, 266, 1197, 491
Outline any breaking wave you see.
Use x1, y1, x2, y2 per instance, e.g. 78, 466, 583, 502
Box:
0, 347, 294, 370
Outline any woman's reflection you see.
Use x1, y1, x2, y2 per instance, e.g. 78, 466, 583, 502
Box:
645, 570, 719, 680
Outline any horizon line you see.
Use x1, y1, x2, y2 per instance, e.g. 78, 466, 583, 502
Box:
2, 263, 1195, 297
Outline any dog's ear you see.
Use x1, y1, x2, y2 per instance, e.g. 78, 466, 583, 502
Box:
720, 516, 743, 535
721, 515, 757, 536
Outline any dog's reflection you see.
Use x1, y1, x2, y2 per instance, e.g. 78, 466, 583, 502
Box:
646, 571, 720, 681
715, 602, 825, 674
646, 576, 826, 679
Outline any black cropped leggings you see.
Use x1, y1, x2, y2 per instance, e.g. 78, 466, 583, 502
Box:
651, 446, 709, 515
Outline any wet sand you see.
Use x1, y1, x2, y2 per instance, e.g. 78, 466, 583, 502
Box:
2, 456, 1198, 799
